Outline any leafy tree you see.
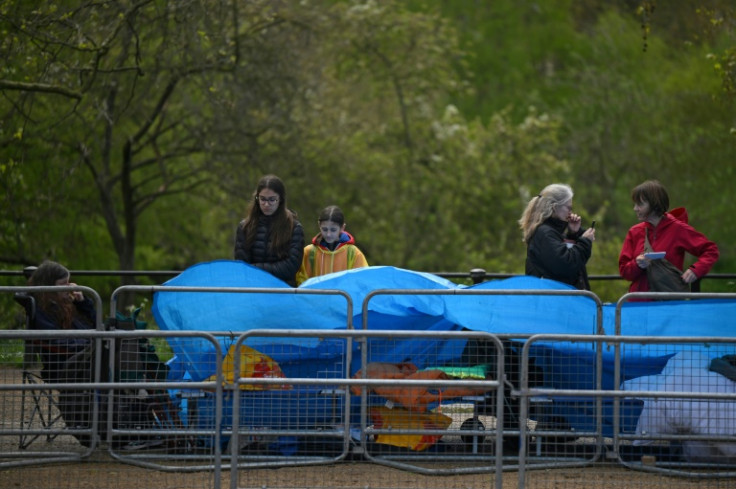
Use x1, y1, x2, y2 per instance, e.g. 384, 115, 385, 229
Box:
636, 1, 735, 99
0, 1, 349, 277
1, 1, 478, 274
1, 1, 240, 275
2, 0, 733, 320
425, 0, 735, 299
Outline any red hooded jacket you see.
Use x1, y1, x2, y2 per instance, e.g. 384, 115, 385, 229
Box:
618, 208, 719, 292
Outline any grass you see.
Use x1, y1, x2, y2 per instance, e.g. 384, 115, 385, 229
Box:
147, 336, 174, 363
0, 339, 25, 369
0, 335, 174, 372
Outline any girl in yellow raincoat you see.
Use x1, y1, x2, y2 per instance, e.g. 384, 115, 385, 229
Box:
296, 205, 368, 285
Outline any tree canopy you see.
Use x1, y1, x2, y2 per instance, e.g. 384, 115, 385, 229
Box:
1, 0, 734, 310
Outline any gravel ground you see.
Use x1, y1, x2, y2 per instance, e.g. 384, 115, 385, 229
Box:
2, 366, 733, 489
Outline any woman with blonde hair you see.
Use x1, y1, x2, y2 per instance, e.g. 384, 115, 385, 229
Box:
518, 183, 596, 290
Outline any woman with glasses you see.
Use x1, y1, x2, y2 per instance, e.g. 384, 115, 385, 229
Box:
234, 174, 304, 286
518, 183, 596, 290
295, 205, 369, 285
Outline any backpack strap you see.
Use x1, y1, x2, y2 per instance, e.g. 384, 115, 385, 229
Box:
346, 246, 356, 269
308, 246, 317, 275
644, 228, 653, 253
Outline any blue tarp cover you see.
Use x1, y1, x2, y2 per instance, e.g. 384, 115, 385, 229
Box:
153, 260, 736, 384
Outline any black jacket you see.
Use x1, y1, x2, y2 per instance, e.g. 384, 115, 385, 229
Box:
525, 217, 592, 290
233, 213, 304, 286
31, 297, 96, 382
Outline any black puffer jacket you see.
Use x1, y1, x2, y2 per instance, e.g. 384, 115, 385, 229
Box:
525, 217, 592, 290
233, 213, 304, 286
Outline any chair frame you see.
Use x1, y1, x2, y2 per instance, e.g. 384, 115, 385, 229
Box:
15, 293, 64, 449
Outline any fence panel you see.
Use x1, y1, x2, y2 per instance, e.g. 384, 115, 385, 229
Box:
0, 327, 225, 488
1, 285, 226, 488
518, 332, 736, 489
0, 285, 104, 468
3, 282, 736, 489
612, 291, 736, 478
228, 328, 504, 489
616, 337, 736, 477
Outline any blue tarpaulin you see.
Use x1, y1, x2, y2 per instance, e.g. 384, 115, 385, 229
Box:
153, 261, 736, 436
153, 260, 736, 383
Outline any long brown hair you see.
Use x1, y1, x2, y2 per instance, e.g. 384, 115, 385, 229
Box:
240, 174, 296, 257
28, 260, 75, 329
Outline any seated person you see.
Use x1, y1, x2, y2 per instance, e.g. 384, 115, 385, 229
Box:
27, 261, 181, 449
27, 260, 96, 445
28, 260, 96, 382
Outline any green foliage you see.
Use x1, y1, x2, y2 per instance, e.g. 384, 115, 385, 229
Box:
433, 1, 735, 283
1, 0, 244, 274
0, 0, 734, 313
0, 339, 24, 369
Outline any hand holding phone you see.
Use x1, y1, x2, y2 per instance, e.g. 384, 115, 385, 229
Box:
582, 223, 596, 241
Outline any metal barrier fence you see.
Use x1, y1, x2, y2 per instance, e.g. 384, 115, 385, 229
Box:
517, 333, 736, 487
358, 287, 603, 475
612, 291, 736, 479
513, 290, 736, 489
1, 285, 736, 489
0, 328, 507, 489
228, 329, 506, 489
0, 285, 105, 467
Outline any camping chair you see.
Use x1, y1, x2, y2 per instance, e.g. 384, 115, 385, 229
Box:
14, 292, 64, 449
104, 311, 192, 453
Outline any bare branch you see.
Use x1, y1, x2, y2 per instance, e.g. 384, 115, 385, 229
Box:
134, 176, 212, 216
361, 42, 414, 160
0, 80, 83, 100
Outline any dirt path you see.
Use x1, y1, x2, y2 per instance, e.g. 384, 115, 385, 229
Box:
1, 367, 730, 489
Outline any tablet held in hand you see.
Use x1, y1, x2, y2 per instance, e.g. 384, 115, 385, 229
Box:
644, 252, 666, 260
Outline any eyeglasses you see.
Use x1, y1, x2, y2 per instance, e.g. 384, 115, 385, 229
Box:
257, 196, 279, 204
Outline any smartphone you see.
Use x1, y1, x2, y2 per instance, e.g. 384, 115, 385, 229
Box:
591, 220, 596, 229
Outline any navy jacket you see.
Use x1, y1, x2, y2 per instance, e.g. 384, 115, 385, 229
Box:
233, 212, 304, 286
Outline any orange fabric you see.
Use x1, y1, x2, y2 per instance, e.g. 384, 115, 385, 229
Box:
370, 406, 452, 451
353, 362, 489, 411
350, 362, 418, 395
207, 344, 291, 390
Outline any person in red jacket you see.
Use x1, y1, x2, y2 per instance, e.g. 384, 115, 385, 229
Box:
618, 180, 719, 293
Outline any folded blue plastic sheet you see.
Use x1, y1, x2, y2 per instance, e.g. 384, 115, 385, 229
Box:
153, 261, 465, 380
153, 260, 736, 383
152, 260, 595, 337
